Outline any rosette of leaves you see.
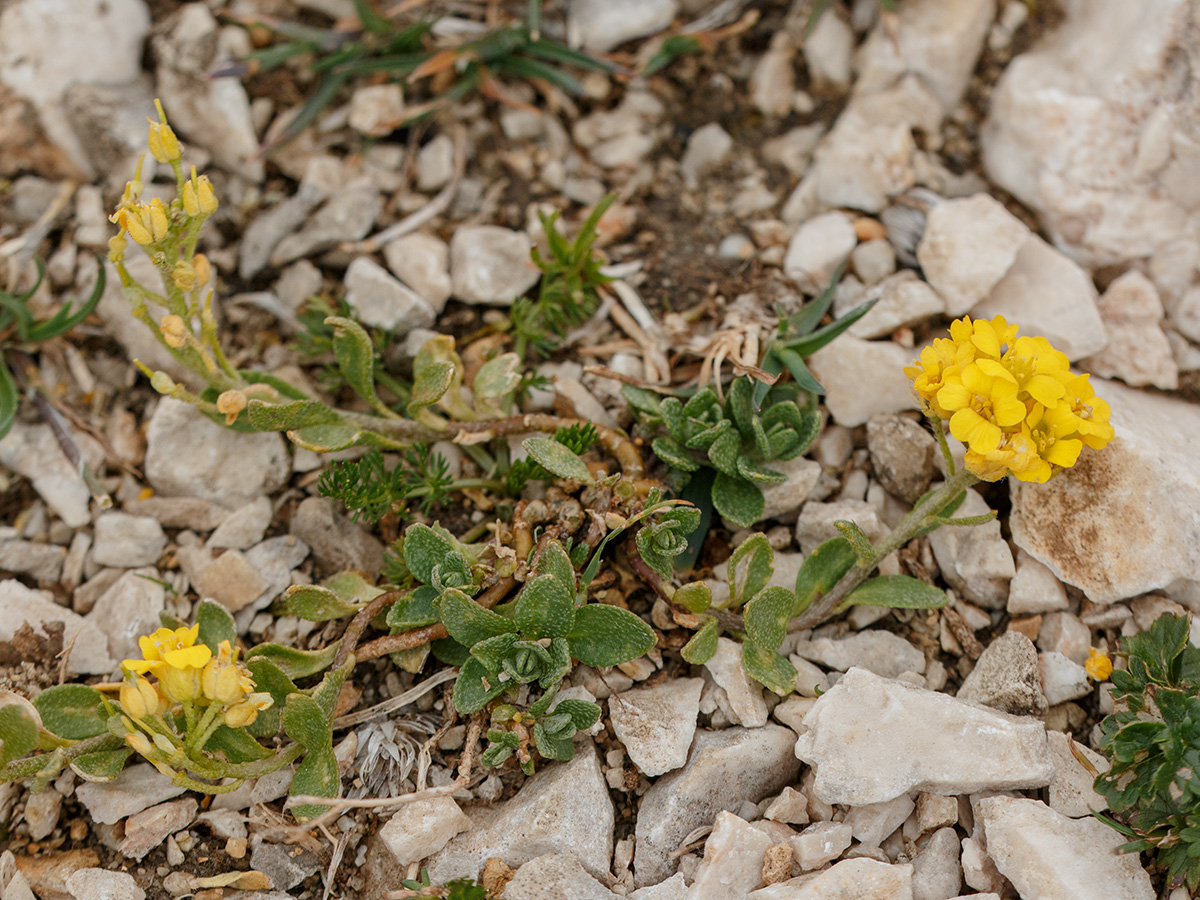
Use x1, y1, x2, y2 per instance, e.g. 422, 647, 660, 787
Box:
439, 539, 655, 715
1095, 613, 1200, 891
483, 688, 602, 774
623, 377, 819, 528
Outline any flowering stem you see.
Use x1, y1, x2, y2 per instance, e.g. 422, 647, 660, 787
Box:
928, 413, 957, 475
188, 702, 224, 753
0, 733, 125, 783
789, 467, 980, 631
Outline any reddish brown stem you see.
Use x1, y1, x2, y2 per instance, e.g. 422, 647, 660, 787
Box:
333, 590, 407, 669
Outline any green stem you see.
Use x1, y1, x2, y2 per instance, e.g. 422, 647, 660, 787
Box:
790, 466, 980, 631
188, 702, 223, 753
0, 734, 124, 783
409, 477, 506, 498
928, 412, 957, 475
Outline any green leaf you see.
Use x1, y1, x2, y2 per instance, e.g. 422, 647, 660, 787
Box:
686, 418, 733, 452
843, 576, 948, 610
674, 581, 712, 614
71, 748, 132, 783
726, 378, 756, 438
282, 694, 332, 751
195, 599, 237, 654
246, 399, 340, 431
554, 698, 602, 731
403, 523, 466, 586
386, 585, 441, 630
833, 520, 877, 563
736, 455, 786, 486
454, 656, 510, 713
706, 428, 741, 477
532, 722, 576, 762
742, 639, 798, 696
727, 534, 774, 609
651, 436, 700, 472
287, 422, 369, 453
327, 316, 388, 415
523, 436, 594, 483
245, 642, 339, 680
681, 616, 719, 664
290, 744, 339, 821
0, 704, 38, 766
535, 541, 576, 594
785, 297, 878, 358
515, 574, 576, 640
539, 638, 572, 689
23, 259, 104, 343
568, 604, 656, 667
621, 384, 662, 417
431, 637, 471, 666
244, 657, 298, 708
794, 537, 858, 611
925, 511, 998, 528
743, 586, 797, 651
469, 633, 521, 676
473, 352, 522, 409
407, 360, 456, 416
0, 356, 17, 442
203, 724, 272, 762
33, 685, 107, 741
285, 584, 362, 622
914, 489, 966, 537
711, 473, 764, 529
440, 589, 516, 647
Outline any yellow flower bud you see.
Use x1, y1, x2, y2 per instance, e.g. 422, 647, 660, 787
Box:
108, 233, 127, 263
223, 701, 258, 729
147, 117, 181, 164
149, 371, 177, 394
147, 199, 170, 241
1086, 648, 1113, 681
192, 253, 212, 287
119, 676, 164, 719
182, 168, 218, 218
216, 390, 247, 426
125, 731, 154, 757
158, 662, 201, 703
173, 261, 197, 293
160, 315, 188, 349
201, 658, 243, 706
119, 207, 153, 246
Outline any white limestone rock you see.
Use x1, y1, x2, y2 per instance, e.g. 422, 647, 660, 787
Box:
1006, 549, 1069, 615
1045, 731, 1109, 818
790, 821, 853, 871
91, 513, 166, 568
784, 211, 858, 294
689, 812, 778, 900
86, 568, 166, 665
449, 226, 540, 305
607, 678, 703, 777
1008, 379, 1200, 606
795, 668, 1055, 806
118, 799, 197, 861
1038, 651, 1091, 705
910, 827, 961, 900
927, 488, 1013, 609
680, 123, 733, 188
1081, 270, 1178, 390
567, 0, 678, 53
344, 256, 436, 336
378, 797, 472, 867
703, 638, 769, 726
0, 421, 104, 527
791, 631, 925, 680
383, 232, 453, 314
750, 33, 796, 118
804, 11, 854, 90
759, 456, 822, 523
843, 271, 944, 339
956, 631, 1047, 717
75, 764, 188, 824
844, 794, 915, 847
427, 744, 612, 882
65, 870, 145, 900
808, 337, 919, 427
348, 84, 405, 137
0, 580, 112, 674
974, 795, 1153, 900
504, 853, 618, 900
794, 499, 884, 556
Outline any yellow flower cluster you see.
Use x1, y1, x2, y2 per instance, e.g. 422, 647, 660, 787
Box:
906, 315, 1114, 483
120, 626, 272, 730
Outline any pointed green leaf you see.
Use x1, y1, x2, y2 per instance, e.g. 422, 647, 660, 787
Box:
407, 359, 456, 416
743, 586, 797, 651
711, 473, 764, 529
659, 397, 686, 441
539, 637, 572, 689
523, 436, 594, 484
203, 724, 272, 762
285, 584, 362, 622
727, 533, 774, 609
794, 537, 858, 611
282, 694, 332, 751
833, 520, 877, 563
686, 418, 733, 451
385, 585, 441, 630
431, 637, 471, 666
516, 574, 576, 640
742, 639, 798, 696
532, 723, 576, 762
246, 399, 340, 431
534, 541, 576, 593
553, 698, 602, 731
786, 297, 878, 357
621, 384, 662, 417
440, 589, 516, 648
568, 604, 656, 667
33, 685, 106, 741
651, 436, 700, 472
195, 599, 237, 654
727, 378, 756, 437
926, 511, 998, 528
681, 616, 719, 664
736, 455, 787, 485
914, 488, 966, 537
453, 656, 510, 713
244, 642, 339, 680
71, 748, 132, 783
327, 315, 387, 414
473, 352, 522, 408
706, 428, 742, 477
290, 744, 339, 821
403, 523, 464, 585
244, 657, 298, 708
843, 575, 948, 610
0, 358, 17, 442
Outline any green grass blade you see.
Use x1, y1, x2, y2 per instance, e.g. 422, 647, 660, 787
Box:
523, 39, 617, 73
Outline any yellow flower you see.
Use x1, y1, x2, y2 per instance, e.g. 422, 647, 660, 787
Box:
937, 363, 1027, 453
125, 731, 154, 757
122, 624, 212, 676
963, 426, 1044, 483
181, 167, 218, 217
904, 336, 974, 418
974, 335, 1070, 408
1086, 647, 1113, 681
224, 692, 273, 728
119, 676, 166, 720
949, 314, 1018, 360
1056, 373, 1115, 450
160, 315, 188, 349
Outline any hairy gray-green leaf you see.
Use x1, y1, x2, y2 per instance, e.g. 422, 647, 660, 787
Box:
246, 399, 340, 431
195, 599, 237, 654
674, 581, 712, 613
285, 584, 363, 622
743, 585, 797, 651
290, 744, 339, 820
524, 436, 594, 483
204, 724, 273, 762
407, 359, 456, 417
726, 533, 774, 609
681, 616, 719, 665
742, 639, 797, 696
385, 585, 440, 630
403, 523, 465, 586
711, 472, 764, 529
244, 642, 339, 680
843, 575, 948, 610
440, 589, 516, 648
71, 748, 132, 783
454, 656, 510, 713
736, 455, 786, 486
469, 633, 522, 676
568, 604, 656, 667
473, 352, 522, 408
33, 685, 107, 741
327, 316, 388, 414
282, 693, 332, 752
651, 436, 700, 472
0, 704, 38, 767
833, 519, 877, 563
706, 428, 741, 477
515, 574, 576, 640
554, 698, 602, 731
794, 537, 858, 612
287, 422, 365, 453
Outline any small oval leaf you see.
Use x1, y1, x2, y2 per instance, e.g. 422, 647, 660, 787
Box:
843, 575, 948, 610
523, 436, 594, 484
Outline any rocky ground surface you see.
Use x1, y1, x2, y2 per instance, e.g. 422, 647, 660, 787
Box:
1, 0, 1200, 899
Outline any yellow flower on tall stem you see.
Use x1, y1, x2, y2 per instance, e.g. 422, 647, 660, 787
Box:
937, 363, 1027, 454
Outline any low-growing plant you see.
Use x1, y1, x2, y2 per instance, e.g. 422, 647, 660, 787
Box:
1093, 613, 1200, 891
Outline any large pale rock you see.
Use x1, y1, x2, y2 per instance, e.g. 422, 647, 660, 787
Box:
0, 422, 104, 527
759, 456, 822, 523
0, 581, 112, 674
118, 799, 197, 860
344, 257, 435, 336
449, 226, 540, 305
689, 812, 778, 900
240, 157, 344, 278
972, 238, 1107, 361
504, 854, 618, 900
1045, 731, 1109, 818
916, 195, 1031, 317
378, 798, 472, 867
86, 568, 165, 664
383, 232, 453, 314
910, 827, 961, 900
91, 513, 166, 568
791, 631, 925, 680
289, 497, 384, 579
567, 0, 678, 53
795, 668, 1055, 806
64, 870, 144, 900
145, 398, 289, 509
750, 858, 913, 900
981, 0, 1198, 270
927, 489, 1013, 608
608, 678, 703, 777
844, 272, 944, 340
1009, 379, 1200, 606
808, 338, 918, 427
427, 744, 612, 883
974, 796, 1154, 900
634, 726, 800, 886
1081, 270, 1178, 390
784, 211, 857, 294
75, 764, 187, 825
271, 178, 381, 266
0, 0, 150, 177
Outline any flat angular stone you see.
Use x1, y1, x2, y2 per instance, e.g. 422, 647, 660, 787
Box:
118, 799, 197, 860
792, 631, 925, 680
795, 668, 1055, 806
75, 764, 187, 825
1045, 732, 1108, 818
703, 638, 768, 727
0, 580, 112, 674
928, 489, 1013, 609
378, 797, 471, 867
752, 857, 911, 899
427, 744, 612, 883
608, 678, 703, 777
449, 226, 539, 305
91, 512, 166, 568
689, 812, 777, 900
85, 568, 165, 663
975, 796, 1153, 900
634, 726, 800, 886
956, 631, 1047, 717
504, 853, 618, 900
790, 821, 852, 871
64, 869, 144, 900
